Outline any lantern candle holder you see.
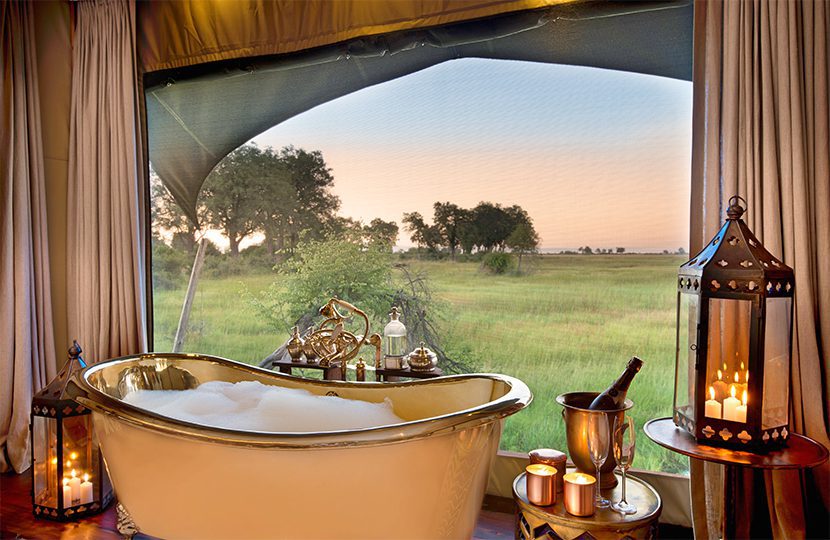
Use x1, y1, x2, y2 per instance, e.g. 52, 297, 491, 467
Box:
674, 196, 794, 450
31, 341, 113, 520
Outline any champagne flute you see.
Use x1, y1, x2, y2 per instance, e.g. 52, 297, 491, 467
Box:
586, 411, 610, 508
611, 415, 637, 514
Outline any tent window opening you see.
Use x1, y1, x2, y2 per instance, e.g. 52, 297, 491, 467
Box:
146, 2, 693, 473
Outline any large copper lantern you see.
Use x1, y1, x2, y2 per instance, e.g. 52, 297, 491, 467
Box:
31, 342, 113, 520
674, 197, 794, 450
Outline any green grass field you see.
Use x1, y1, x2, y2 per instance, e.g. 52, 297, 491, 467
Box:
153, 254, 688, 474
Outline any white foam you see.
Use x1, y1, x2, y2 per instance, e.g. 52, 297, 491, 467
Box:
123, 380, 404, 432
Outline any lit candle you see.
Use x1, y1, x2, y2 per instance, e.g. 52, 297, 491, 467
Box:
80, 473, 94, 505
712, 370, 728, 401
733, 371, 747, 398
62, 478, 72, 507
735, 390, 748, 423
525, 464, 556, 506
563, 472, 596, 517
723, 386, 741, 422
705, 386, 722, 419
68, 469, 81, 505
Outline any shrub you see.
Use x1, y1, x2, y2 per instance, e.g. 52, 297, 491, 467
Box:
481, 252, 514, 274
151, 242, 190, 290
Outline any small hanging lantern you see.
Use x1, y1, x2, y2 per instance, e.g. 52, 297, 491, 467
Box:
673, 196, 794, 450
31, 341, 113, 520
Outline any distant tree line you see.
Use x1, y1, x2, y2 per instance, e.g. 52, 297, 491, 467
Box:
402, 201, 540, 262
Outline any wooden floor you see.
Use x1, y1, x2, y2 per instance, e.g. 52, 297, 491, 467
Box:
1, 472, 514, 539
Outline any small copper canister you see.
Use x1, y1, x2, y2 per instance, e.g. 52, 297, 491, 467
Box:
529, 449, 567, 493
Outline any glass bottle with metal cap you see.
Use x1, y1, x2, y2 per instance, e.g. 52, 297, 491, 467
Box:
383, 307, 407, 369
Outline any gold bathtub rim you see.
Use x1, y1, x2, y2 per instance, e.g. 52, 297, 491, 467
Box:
67, 352, 532, 449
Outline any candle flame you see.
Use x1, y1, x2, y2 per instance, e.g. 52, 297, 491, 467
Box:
50, 457, 57, 465
730, 385, 736, 399
83, 473, 90, 482
709, 386, 715, 400
745, 371, 749, 382
734, 371, 739, 383
70, 452, 78, 460
740, 361, 745, 370
65, 460, 71, 468
742, 390, 748, 406
62, 478, 69, 486
717, 369, 723, 380
70, 469, 76, 479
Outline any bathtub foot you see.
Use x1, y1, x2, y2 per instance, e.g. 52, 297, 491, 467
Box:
116, 502, 140, 539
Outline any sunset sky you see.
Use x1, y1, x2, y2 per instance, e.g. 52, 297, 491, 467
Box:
253, 58, 692, 252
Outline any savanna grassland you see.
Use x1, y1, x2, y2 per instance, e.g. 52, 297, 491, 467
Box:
153, 254, 688, 473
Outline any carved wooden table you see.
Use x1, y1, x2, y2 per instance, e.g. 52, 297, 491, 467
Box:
270, 357, 344, 381
513, 467, 661, 539
644, 417, 828, 539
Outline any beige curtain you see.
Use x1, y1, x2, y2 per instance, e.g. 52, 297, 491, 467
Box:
0, 1, 58, 473
690, 0, 829, 538
137, 0, 571, 72
67, 0, 148, 363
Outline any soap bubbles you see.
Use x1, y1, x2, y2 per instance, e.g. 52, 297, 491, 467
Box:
124, 380, 403, 433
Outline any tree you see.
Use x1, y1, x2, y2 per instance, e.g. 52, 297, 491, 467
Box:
363, 218, 399, 249
616, 247, 625, 254
432, 202, 465, 259
471, 202, 514, 252
202, 145, 271, 256
506, 222, 540, 273
402, 212, 441, 252
277, 146, 340, 251
150, 171, 203, 254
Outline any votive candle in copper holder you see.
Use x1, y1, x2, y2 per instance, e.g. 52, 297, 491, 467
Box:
529, 448, 567, 493
563, 472, 596, 516
525, 464, 556, 506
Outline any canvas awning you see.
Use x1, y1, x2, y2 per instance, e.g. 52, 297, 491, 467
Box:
144, 0, 693, 224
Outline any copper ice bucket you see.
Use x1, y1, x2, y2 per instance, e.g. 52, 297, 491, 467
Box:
556, 392, 633, 489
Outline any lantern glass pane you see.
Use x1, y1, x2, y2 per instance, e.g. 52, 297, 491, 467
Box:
674, 292, 698, 418
32, 415, 58, 509
706, 298, 751, 404
762, 297, 791, 429
61, 415, 93, 507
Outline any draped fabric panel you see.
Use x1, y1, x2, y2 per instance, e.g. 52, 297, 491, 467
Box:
0, 0, 58, 473
689, 0, 829, 537
137, 0, 571, 72
67, 0, 149, 364
143, 0, 693, 224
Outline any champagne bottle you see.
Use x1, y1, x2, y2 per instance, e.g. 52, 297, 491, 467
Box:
588, 357, 644, 410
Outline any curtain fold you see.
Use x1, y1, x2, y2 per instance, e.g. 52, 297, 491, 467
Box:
690, 0, 829, 537
0, 0, 58, 473
67, 0, 148, 363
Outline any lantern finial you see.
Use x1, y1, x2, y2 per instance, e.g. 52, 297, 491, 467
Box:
726, 195, 746, 220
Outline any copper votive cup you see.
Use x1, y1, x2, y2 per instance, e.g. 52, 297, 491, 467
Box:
529, 448, 567, 493
525, 464, 556, 506
563, 472, 596, 517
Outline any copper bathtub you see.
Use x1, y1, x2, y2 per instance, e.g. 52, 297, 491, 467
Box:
67, 353, 531, 539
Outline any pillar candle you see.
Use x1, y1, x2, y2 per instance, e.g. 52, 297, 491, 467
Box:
704, 386, 722, 419
735, 390, 747, 423
723, 386, 741, 422
68, 469, 81, 504
80, 473, 94, 505
62, 479, 73, 507
712, 370, 728, 401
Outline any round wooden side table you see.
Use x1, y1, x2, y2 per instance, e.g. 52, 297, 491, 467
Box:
513, 467, 662, 540
644, 417, 828, 539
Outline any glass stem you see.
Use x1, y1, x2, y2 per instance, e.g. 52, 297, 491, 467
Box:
596, 464, 601, 502
621, 468, 627, 503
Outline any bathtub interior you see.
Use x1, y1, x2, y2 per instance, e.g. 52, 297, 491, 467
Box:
83, 353, 513, 425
